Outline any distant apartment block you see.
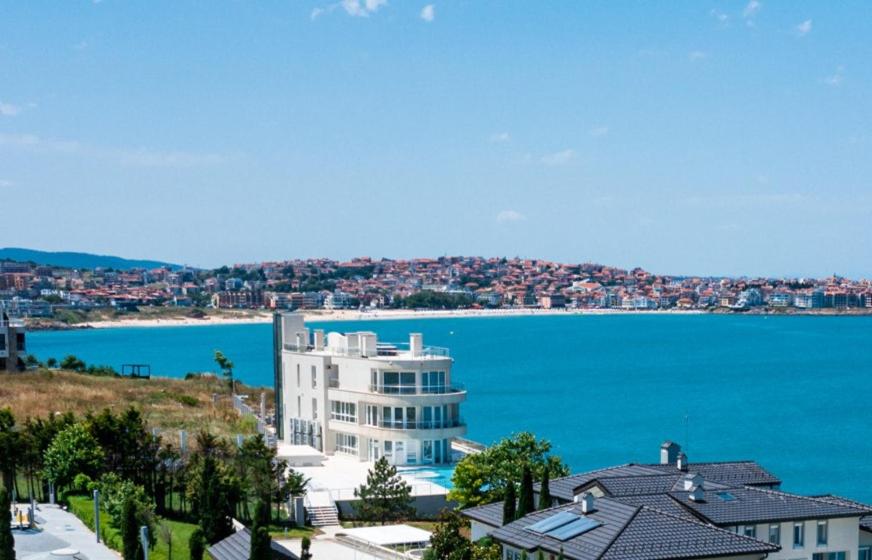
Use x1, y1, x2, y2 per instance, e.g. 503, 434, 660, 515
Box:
0, 310, 26, 372
273, 313, 466, 465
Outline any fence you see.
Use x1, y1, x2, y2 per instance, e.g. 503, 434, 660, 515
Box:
232, 393, 277, 448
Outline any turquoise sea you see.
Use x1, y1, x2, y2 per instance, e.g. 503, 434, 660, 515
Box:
28, 315, 872, 502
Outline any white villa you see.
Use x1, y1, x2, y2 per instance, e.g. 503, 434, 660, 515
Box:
272, 313, 466, 466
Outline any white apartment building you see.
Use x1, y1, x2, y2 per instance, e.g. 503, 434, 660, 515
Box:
272, 313, 466, 466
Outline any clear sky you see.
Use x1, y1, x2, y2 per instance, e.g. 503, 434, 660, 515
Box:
1, 1, 870, 277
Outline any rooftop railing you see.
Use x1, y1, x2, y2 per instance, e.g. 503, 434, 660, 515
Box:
282, 341, 450, 358
0, 318, 25, 328
362, 418, 465, 431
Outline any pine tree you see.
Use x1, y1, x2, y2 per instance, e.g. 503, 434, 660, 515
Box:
502, 482, 516, 524
517, 466, 534, 519
0, 486, 15, 560
352, 457, 414, 524
536, 551, 544, 560
249, 500, 272, 560
120, 496, 141, 560
557, 548, 564, 560
537, 468, 551, 510
188, 528, 205, 560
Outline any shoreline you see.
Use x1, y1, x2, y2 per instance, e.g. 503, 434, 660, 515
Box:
26, 306, 872, 331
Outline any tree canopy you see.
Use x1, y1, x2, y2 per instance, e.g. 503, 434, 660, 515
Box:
43, 423, 105, 489
353, 457, 414, 524
448, 432, 569, 509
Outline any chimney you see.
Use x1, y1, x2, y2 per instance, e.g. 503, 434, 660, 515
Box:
682, 473, 703, 491
689, 485, 706, 502
660, 441, 681, 465
579, 492, 596, 514
313, 329, 325, 351
410, 333, 423, 357
677, 452, 688, 472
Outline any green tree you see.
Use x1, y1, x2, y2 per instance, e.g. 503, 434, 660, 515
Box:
538, 469, 551, 510
188, 432, 236, 544
214, 351, 235, 393
60, 355, 86, 372
43, 423, 104, 490
121, 495, 143, 560
189, 528, 205, 560
46, 357, 58, 368
0, 486, 14, 560
517, 466, 534, 519
353, 457, 414, 524
0, 409, 18, 491
428, 510, 471, 560
449, 432, 569, 509
249, 499, 272, 560
472, 538, 501, 560
502, 482, 516, 525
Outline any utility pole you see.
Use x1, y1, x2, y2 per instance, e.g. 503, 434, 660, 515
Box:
93, 489, 101, 543
140, 526, 150, 560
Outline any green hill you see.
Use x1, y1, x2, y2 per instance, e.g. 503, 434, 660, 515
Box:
0, 247, 182, 270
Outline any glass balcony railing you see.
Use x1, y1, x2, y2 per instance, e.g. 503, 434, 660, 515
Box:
362, 418, 465, 430
367, 383, 466, 395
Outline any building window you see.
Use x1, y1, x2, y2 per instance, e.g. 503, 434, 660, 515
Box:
365, 405, 378, 426
422, 371, 446, 393
312, 398, 318, 420
297, 396, 301, 416
311, 365, 317, 388
768, 523, 780, 545
296, 364, 300, 387
0, 334, 6, 351
334, 432, 358, 455
422, 440, 433, 463
793, 522, 804, 548
384, 441, 393, 460
813, 554, 847, 560
859, 546, 871, 560
382, 371, 416, 394
742, 525, 756, 539
330, 401, 357, 423
816, 520, 828, 546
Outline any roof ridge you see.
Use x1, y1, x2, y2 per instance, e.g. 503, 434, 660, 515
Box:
748, 487, 872, 511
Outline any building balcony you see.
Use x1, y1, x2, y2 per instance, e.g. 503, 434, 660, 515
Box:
367, 383, 466, 396
283, 341, 449, 359
328, 418, 467, 438
0, 318, 24, 328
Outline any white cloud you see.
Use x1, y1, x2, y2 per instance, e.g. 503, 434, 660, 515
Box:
540, 149, 575, 166
496, 210, 526, 223
489, 132, 510, 143
589, 126, 609, 137
743, 0, 761, 19
0, 101, 22, 117
825, 66, 844, 87
420, 4, 435, 22
710, 9, 729, 24
0, 132, 225, 168
795, 19, 812, 36
311, 0, 386, 19
0, 179, 13, 188
689, 50, 707, 61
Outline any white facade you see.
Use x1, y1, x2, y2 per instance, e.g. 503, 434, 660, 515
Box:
730, 517, 860, 560
274, 313, 466, 466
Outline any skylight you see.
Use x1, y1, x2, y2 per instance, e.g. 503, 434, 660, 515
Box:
716, 491, 737, 502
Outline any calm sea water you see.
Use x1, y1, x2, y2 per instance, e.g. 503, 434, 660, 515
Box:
28, 315, 872, 502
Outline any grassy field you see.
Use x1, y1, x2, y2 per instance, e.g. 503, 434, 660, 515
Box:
69, 495, 199, 560
0, 369, 273, 441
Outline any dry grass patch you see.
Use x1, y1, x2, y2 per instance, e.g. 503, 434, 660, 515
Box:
0, 369, 274, 441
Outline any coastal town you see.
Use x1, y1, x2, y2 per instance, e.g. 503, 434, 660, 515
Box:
2, 256, 872, 325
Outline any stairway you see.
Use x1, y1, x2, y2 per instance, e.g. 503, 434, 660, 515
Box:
305, 490, 340, 526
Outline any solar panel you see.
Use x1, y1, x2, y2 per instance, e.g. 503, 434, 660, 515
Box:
716, 491, 737, 502
526, 511, 579, 534
547, 517, 602, 541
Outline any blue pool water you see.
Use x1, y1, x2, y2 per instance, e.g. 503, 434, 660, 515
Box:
27, 314, 872, 501
400, 465, 457, 489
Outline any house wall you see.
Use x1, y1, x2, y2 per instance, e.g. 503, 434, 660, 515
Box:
470, 520, 498, 542
737, 516, 859, 560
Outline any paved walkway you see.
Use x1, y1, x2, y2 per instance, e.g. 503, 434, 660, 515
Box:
14, 504, 119, 560
278, 525, 381, 560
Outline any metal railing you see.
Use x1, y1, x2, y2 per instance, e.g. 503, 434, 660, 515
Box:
283, 341, 449, 358
367, 383, 466, 395
0, 317, 24, 328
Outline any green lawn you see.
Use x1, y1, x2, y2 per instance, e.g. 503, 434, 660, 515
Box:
68, 495, 199, 560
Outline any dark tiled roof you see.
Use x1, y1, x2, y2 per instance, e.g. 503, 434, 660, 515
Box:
643, 461, 781, 487
670, 486, 868, 525
491, 498, 779, 560
207, 529, 299, 560
611, 494, 698, 520
591, 474, 729, 498
462, 501, 504, 527
541, 461, 779, 503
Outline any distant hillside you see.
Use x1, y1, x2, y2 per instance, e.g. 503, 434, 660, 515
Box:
0, 247, 181, 270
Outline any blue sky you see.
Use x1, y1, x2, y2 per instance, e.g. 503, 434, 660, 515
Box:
1, 1, 870, 277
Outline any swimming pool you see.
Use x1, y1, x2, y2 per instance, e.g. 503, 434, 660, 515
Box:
399, 465, 456, 490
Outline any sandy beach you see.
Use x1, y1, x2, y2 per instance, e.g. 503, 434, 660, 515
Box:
79, 307, 707, 329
